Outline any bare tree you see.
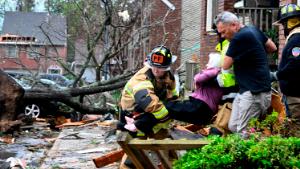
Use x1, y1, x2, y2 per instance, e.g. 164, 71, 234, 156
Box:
0, 0, 181, 115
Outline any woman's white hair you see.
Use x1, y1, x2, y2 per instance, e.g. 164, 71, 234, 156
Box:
214, 11, 239, 25
206, 52, 221, 68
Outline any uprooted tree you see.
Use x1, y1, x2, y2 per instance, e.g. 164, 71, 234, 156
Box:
0, 0, 181, 121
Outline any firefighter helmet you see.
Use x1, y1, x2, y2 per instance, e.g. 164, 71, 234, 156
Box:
145, 46, 176, 69
275, 4, 300, 24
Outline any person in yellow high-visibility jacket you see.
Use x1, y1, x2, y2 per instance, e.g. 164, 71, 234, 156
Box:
215, 39, 236, 88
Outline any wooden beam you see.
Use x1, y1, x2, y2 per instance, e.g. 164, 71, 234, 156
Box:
93, 149, 124, 168
156, 150, 172, 169
117, 131, 210, 169
117, 132, 157, 169
128, 139, 210, 150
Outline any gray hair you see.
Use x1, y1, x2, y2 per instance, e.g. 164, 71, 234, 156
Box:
214, 11, 239, 25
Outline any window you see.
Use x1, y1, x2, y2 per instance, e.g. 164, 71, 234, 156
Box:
47, 69, 61, 74
206, 0, 219, 32
47, 65, 62, 75
6, 46, 18, 58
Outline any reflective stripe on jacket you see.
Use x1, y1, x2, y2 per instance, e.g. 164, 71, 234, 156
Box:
216, 40, 236, 87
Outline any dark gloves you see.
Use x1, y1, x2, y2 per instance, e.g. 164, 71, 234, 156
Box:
270, 71, 278, 82
134, 113, 159, 134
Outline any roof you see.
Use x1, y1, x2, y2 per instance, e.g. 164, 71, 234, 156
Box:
2, 11, 67, 45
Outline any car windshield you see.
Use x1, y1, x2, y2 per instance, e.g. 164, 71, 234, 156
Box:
6, 72, 71, 90
38, 74, 72, 87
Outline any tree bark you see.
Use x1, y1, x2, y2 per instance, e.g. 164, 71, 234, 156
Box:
22, 70, 138, 114
0, 70, 24, 131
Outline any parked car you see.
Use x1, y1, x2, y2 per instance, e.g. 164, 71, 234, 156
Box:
38, 74, 73, 87
6, 72, 63, 118
5, 71, 73, 89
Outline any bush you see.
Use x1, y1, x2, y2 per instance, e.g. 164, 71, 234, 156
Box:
247, 136, 300, 168
173, 135, 300, 169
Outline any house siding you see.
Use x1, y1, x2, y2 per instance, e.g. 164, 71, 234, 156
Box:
181, 0, 201, 67
0, 45, 66, 73
0, 12, 67, 74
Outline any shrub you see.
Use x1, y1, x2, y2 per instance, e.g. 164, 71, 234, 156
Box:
247, 136, 300, 168
173, 135, 300, 169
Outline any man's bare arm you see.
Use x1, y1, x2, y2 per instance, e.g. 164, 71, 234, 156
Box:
222, 56, 234, 70
265, 38, 277, 53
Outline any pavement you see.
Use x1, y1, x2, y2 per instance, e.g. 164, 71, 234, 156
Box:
0, 120, 121, 169
40, 121, 120, 169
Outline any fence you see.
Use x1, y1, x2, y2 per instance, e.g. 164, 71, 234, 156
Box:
235, 7, 279, 32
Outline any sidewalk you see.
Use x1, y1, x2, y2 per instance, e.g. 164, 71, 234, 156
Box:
40, 122, 120, 169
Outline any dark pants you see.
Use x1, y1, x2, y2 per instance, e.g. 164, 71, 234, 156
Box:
165, 97, 214, 125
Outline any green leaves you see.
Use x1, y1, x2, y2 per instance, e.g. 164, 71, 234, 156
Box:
173, 135, 300, 169
247, 136, 300, 168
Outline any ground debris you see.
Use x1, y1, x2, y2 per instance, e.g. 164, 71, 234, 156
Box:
0, 135, 15, 144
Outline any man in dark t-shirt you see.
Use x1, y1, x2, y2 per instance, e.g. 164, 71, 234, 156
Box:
215, 11, 277, 135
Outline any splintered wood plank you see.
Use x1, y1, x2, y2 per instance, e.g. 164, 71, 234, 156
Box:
128, 139, 210, 150
156, 150, 172, 169
92, 149, 124, 168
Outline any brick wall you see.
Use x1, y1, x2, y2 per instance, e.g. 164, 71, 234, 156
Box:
149, 0, 182, 68
0, 45, 67, 73
199, 0, 235, 69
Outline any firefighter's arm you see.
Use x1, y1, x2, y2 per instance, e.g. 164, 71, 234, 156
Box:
265, 38, 277, 54
134, 88, 170, 122
223, 55, 234, 70
131, 81, 169, 133
277, 58, 300, 81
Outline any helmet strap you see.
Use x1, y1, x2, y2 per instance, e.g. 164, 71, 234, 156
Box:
284, 27, 290, 37
284, 22, 300, 37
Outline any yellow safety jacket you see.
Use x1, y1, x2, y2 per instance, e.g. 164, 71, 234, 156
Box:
121, 66, 178, 136
216, 40, 236, 87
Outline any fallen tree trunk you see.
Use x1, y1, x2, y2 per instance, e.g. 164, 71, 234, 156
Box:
1, 70, 135, 120
23, 80, 127, 99
0, 70, 24, 131
22, 71, 137, 114
22, 81, 126, 114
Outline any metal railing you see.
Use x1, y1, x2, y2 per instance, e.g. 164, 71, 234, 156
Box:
235, 7, 279, 32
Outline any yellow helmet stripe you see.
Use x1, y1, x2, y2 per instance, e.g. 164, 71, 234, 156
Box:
160, 49, 166, 56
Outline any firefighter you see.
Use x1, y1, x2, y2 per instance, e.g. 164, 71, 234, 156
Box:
118, 45, 178, 138
272, 4, 300, 136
